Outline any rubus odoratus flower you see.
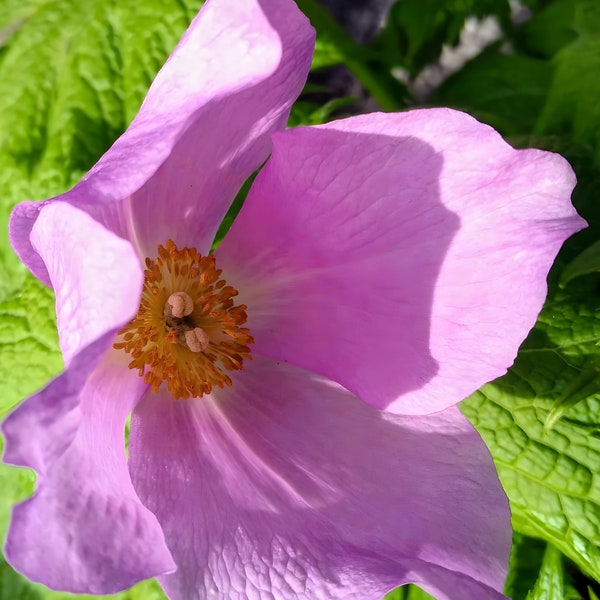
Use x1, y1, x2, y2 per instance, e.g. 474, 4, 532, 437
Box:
2, 0, 585, 598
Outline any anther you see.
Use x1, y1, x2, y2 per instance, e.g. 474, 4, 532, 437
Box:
167, 292, 194, 318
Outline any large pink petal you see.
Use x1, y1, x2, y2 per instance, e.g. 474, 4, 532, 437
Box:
2, 201, 168, 591
2, 346, 175, 593
216, 109, 585, 414
129, 357, 510, 600
10, 0, 314, 278
27, 201, 143, 366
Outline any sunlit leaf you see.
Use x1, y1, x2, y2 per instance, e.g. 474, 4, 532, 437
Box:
462, 276, 600, 581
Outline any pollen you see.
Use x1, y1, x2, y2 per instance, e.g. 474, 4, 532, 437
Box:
114, 240, 253, 399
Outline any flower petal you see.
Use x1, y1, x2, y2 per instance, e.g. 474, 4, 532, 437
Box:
128, 357, 510, 600
27, 201, 143, 368
9, 0, 315, 272
216, 109, 586, 414
2, 347, 175, 593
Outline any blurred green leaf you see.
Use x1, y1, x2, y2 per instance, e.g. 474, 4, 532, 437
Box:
296, 0, 405, 110
535, 0, 600, 166
288, 96, 357, 127
297, 0, 359, 70
374, 0, 510, 76
513, 0, 577, 59
561, 242, 600, 286
462, 276, 600, 582
0, 560, 43, 600
0, 440, 36, 539
432, 48, 552, 136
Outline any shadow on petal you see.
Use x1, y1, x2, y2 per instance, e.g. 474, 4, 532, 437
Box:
217, 127, 459, 411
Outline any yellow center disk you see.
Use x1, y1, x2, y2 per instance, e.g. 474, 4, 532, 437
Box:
114, 240, 253, 399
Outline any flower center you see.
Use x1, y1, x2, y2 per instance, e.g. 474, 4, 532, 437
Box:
114, 240, 253, 399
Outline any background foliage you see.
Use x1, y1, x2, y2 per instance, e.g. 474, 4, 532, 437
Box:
0, 0, 598, 598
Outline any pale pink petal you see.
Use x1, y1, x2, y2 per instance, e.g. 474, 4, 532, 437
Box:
27, 202, 143, 367
9, 0, 314, 273
2, 200, 164, 591
216, 108, 585, 414
2, 347, 175, 593
128, 357, 510, 600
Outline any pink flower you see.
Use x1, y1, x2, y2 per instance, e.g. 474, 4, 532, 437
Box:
2, 0, 585, 599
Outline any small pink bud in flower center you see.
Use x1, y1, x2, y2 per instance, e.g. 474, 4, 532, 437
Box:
185, 327, 210, 352
167, 292, 194, 318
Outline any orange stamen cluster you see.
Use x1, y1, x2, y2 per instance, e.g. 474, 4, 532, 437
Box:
114, 240, 253, 399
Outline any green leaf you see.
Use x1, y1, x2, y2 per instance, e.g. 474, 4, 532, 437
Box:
384, 584, 435, 600
535, 0, 600, 166
288, 96, 357, 127
0, 441, 36, 540
0, 276, 62, 416
505, 534, 546, 600
0, 560, 43, 600
525, 543, 564, 600
513, 0, 578, 59
461, 275, 600, 582
375, 0, 510, 76
561, 241, 600, 285
0, 558, 167, 600
0, 0, 203, 300
545, 357, 600, 430
432, 48, 553, 136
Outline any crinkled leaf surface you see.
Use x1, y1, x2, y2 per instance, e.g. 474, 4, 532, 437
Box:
432, 2, 600, 585
462, 276, 600, 582
0, 277, 62, 416
0, 0, 203, 299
